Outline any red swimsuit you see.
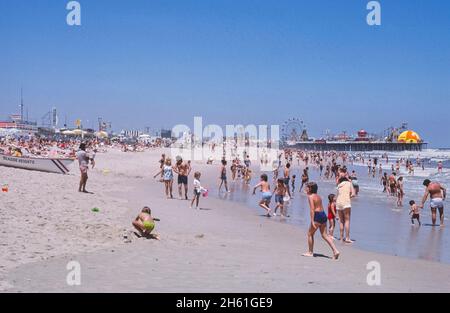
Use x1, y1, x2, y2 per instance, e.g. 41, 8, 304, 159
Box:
328, 203, 336, 220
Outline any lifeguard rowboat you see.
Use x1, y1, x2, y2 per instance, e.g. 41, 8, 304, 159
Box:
0, 154, 75, 174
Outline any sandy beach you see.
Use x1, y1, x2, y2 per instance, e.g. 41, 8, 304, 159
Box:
1, 148, 450, 292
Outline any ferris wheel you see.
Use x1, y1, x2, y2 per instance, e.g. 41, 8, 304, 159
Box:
281, 118, 307, 143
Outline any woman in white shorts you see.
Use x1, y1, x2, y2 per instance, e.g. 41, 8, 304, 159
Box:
336, 177, 355, 243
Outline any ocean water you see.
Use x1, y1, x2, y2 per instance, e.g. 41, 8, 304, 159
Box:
211, 149, 450, 264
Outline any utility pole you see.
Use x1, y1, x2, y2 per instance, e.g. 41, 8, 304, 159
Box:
20, 88, 24, 122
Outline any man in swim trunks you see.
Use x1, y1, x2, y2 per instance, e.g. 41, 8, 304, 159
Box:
420, 179, 446, 226
219, 159, 230, 192
388, 172, 397, 196
283, 163, 292, 198
174, 157, 191, 200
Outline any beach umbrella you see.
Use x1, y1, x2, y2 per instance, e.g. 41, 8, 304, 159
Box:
72, 129, 87, 136
95, 131, 108, 138
62, 130, 76, 135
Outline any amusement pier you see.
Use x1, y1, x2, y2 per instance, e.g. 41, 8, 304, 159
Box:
281, 119, 426, 152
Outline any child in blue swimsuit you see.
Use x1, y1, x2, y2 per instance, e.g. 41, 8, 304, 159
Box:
253, 174, 273, 217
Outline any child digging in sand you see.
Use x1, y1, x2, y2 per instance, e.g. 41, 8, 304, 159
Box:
132, 207, 160, 239
303, 182, 340, 260
409, 200, 421, 226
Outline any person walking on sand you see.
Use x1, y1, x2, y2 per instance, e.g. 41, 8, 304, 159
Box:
191, 171, 206, 210
302, 182, 340, 260
327, 194, 337, 238
174, 157, 191, 200
76, 143, 90, 193
336, 176, 355, 243
158, 153, 166, 179
252, 174, 273, 217
218, 159, 230, 193
153, 158, 174, 199
420, 179, 446, 226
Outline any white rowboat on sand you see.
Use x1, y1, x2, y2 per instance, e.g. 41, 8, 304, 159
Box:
0, 154, 75, 174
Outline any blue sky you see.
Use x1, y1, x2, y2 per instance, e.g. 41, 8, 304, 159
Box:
0, 0, 449, 146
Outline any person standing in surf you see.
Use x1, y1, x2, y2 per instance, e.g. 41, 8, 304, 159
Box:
219, 159, 230, 193
420, 179, 446, 226
283, 163, 292, 198
299, 168, 309, 192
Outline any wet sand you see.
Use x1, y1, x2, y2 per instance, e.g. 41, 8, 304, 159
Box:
221, 162, 450, 263
1, 149, 450, 292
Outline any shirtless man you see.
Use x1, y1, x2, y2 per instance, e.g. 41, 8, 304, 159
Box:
420, 179, 446, 226
388, 172, 397, 196
283, 163, 292, 198
174, 157, 191, 200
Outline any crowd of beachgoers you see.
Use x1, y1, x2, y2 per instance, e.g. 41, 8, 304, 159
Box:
0, 133, 446, 261
149, 145, 446, 260
0, 135, 167, 158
